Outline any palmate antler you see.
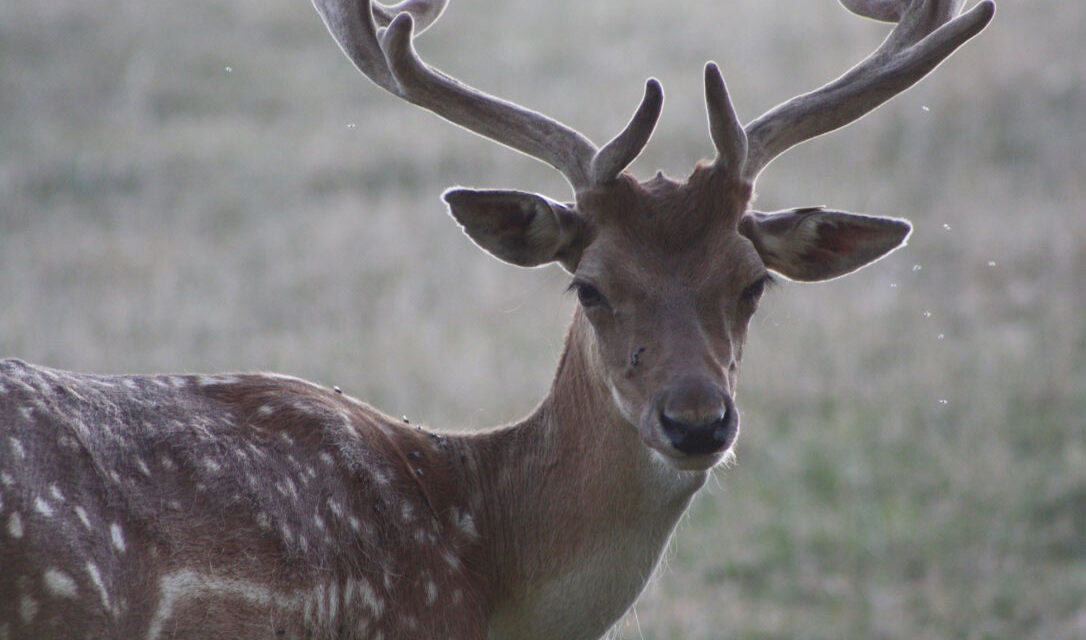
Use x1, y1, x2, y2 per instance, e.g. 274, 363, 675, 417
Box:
315, 0, 993, 190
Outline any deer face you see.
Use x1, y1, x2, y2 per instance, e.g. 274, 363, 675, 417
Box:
446, 167, 911, 471
566, 173, 762, 469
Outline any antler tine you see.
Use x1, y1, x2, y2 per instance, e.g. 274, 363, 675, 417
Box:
316, 0, 664, 192
590, 79, 664, 186
704, 62, 748, 178
741, 0, 995, 182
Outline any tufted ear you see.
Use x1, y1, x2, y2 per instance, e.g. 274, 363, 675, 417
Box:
443, 188, 588, 271
738, 207, 911, 282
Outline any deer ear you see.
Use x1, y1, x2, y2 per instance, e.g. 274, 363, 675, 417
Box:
443, 188, 587, 271
738, 207, 911, 282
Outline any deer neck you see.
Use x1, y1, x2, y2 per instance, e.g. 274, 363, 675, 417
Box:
469, 311, 709, 640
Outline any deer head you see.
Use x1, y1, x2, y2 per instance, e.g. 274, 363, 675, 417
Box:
313, 0, 994, 471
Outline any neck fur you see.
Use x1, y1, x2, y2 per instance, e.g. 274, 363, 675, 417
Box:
459, 312, 708, 639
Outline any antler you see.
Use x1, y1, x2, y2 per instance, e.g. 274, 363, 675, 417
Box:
312, 0, 662, 191
739, 0, 995, 182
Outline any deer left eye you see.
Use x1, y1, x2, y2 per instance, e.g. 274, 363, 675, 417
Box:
740, 276, 771, 304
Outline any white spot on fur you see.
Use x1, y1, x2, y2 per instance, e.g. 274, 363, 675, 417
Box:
0, 472, 12, 487
425, 580, 438, 606
86, 562, 112, 613
136, 457, 152, 477
75, 506, 92, 530
257, 404, 275, 416
203, 458, 222, 474
347, 515, 361, 532
7, 512, 23, 539
327, 498, 344, 518
319, 452, 335, 466
309, 583, 326, 626
43, 568, 79, 598
357, 577, 384, 618
276, 478, 298, 500
456, 510, 478, 540
302, 588, 316, 626
34, 496, 54, 518
17, 407, 32, 422
401, 502, 414, 523
49, 484, 65, 502
279, 432, 295, 446
160, 455, 177, 472
342, 580, 356, 611
327, 582, 339, 622
147, 571, 293, 640
18, 594, 37, 623
8, 437, 25, 459
111, 523, 126, 552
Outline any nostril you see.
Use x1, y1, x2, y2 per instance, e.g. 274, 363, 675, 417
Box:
659, 407, 733, 455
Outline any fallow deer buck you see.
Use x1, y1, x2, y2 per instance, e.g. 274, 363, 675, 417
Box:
0, 0, 993, 637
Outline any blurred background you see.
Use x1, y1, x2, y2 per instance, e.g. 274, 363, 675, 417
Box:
1, 0, 1082, 637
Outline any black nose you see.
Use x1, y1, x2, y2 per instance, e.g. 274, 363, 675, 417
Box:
659, 410, 734, 455
657, 379, 737, 455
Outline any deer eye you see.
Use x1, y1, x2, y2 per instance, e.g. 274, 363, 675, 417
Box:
571, 281, 609, 310
740, 276, 772, 304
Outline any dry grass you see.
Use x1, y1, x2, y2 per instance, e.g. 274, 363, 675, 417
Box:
1, 0, 1082, 637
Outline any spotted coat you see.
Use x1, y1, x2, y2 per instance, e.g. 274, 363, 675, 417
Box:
0, 359, 488, 639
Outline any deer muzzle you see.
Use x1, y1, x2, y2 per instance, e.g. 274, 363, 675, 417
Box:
654, 376, 738, 457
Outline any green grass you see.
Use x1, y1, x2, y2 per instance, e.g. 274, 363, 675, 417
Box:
2, 0, 1082, 637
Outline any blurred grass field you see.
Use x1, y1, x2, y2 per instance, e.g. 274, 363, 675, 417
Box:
1, 0, 1082, 637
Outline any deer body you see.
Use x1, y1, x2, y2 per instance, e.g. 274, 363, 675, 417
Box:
1, 0, 994, 637
1, 311, 701, 640
0, 359, 488, 638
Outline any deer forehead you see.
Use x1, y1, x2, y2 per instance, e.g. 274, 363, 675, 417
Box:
576, 222, 764, 301
578, 172, 749, 232
572, 171, 760, 283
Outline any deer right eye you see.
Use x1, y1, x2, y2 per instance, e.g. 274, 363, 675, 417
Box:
573, 282, 609, 309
